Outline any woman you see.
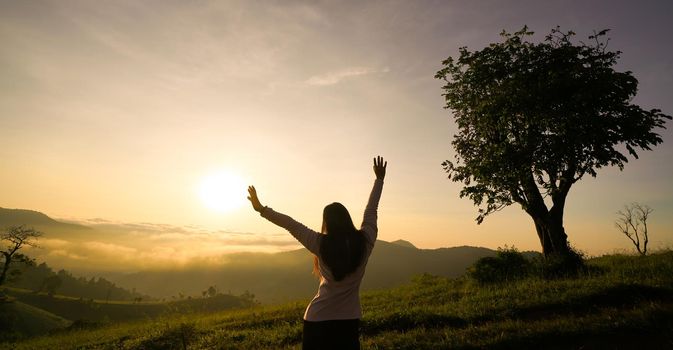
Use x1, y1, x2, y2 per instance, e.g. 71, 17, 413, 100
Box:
247, 156, 386, 350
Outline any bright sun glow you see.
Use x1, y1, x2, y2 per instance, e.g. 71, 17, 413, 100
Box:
198, 170, 248, 213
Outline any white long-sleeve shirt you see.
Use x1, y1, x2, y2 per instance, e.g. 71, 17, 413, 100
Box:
260, 178, 384, 321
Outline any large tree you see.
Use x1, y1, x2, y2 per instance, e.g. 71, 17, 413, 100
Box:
435, 27, 671, 258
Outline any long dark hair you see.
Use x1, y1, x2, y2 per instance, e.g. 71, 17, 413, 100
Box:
313, 202, 366, 281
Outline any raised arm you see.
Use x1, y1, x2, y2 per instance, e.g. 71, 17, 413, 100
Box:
361, 156, 386, 246
247, 186, 321, 254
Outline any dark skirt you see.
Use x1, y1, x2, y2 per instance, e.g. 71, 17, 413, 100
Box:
302, 319, 360, 350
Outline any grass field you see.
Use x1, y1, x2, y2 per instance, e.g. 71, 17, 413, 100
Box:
3, 288, 254, 325
3, 251, 673, 349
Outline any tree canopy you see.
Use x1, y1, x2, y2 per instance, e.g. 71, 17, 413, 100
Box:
435, 27, 670, 256
1, 225, 41, 286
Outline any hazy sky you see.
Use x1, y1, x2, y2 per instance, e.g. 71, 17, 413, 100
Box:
2, 0, 672, 259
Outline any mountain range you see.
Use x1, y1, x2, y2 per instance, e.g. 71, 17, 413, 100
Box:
0, 207, 514, 303
104, 241, 498, 302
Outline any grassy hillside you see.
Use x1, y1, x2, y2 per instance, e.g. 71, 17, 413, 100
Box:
3, 288, 255, 324
0, 300, 71, 342
4, 251, 672, 349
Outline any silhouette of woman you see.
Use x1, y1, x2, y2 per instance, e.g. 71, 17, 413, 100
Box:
247, 156, 386, 350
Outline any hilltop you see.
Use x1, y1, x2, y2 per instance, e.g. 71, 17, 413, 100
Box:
0, 208, 89, 231
3, 251, 672, 349
390, 239, 416, 248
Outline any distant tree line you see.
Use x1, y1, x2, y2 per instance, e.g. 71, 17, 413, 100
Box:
6, 261, 151, 301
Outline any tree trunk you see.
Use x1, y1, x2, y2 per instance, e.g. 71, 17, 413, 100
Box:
531, 215, 570, 257
518, 169, 573, 258
525, 198, 570, 257
0, 254, 11, 286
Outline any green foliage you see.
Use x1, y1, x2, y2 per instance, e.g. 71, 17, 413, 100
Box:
435, 26, 671, 224
468, 245, 588, 283
4, 251, 673, 349
469, 247, 533, 284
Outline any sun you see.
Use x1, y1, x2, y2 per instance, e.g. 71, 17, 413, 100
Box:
198, 170, 247, 213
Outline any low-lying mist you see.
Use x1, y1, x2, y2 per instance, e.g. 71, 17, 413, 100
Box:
25, 219, 301, 272
4, 209, 499, 303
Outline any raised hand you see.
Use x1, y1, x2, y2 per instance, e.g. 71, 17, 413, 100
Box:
373, 156, 387, 180
247, 186, 264, 212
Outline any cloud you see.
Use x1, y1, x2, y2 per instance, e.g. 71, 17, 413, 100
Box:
305, 66, 390, 86
40, 238, 70, 249
71, 219, 293, 245
46, 249, 86, 261
76, 219, 193, 234
83, 241, 137, 256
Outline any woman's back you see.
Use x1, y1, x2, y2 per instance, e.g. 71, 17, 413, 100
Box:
258, 177, 384, 321
247, 156, 387, 350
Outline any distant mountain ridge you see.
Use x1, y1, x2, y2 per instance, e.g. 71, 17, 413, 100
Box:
0, 207, 89, 231
107, 241, 501, 303
0, 207, 61, 225
390, 239, 416, 248
0, 207, 536, 303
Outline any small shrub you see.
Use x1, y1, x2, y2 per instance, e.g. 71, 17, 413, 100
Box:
469, 247, 532, 284
536, 245, 587, 279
